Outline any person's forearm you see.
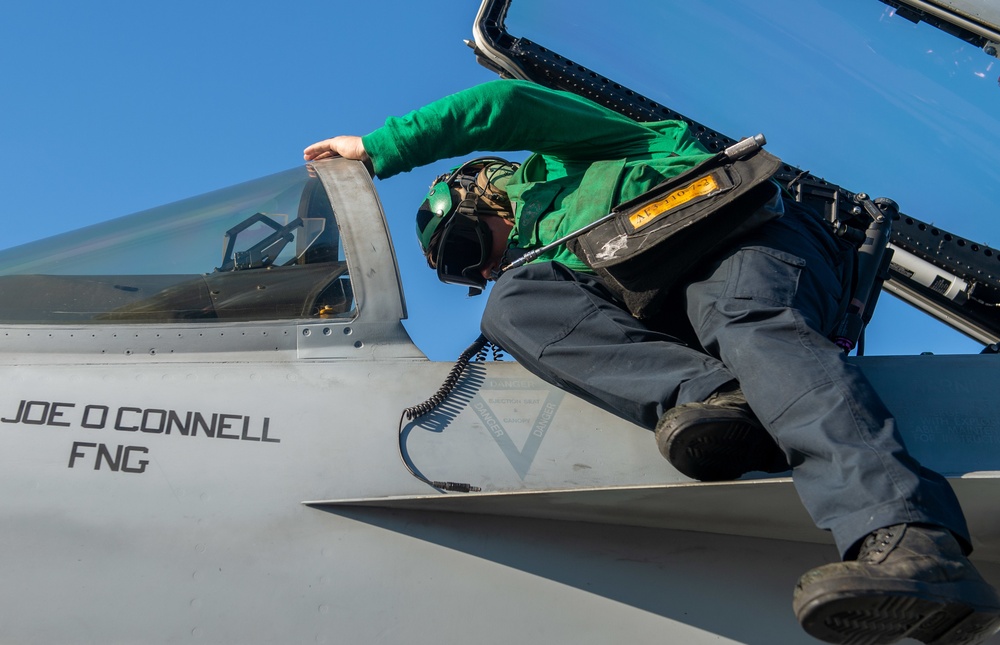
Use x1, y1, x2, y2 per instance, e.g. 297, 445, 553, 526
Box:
362, 79, 668, 178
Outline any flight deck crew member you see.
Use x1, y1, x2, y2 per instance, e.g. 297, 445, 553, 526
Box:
304, 79, 1000, 645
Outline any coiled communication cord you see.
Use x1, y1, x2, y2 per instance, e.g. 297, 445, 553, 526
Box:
397, 334, 504, 492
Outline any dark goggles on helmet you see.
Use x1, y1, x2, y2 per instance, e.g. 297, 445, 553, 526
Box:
431, 212, 493, 294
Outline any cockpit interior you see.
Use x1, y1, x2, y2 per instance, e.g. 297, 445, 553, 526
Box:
0, 167, 353, 324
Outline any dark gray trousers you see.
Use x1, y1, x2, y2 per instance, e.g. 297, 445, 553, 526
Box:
481, 201, 970, 558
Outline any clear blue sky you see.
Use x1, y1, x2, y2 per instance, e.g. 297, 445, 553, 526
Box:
2, 0, 998, 360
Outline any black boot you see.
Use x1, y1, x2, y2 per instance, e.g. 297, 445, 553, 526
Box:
793, 524, 1000, 644
654, 387, 789, 481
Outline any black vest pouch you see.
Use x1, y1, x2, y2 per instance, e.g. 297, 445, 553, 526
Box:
568, 148, 783, 319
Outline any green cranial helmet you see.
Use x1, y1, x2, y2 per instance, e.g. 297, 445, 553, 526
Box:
415, 157, 519, 262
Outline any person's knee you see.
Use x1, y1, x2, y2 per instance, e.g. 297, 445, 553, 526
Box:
480, 297, 507, 344
481, 272, 523, 344
483, 264, 549, 327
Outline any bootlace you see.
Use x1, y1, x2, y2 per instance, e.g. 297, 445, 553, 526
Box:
858, 525, 900, 562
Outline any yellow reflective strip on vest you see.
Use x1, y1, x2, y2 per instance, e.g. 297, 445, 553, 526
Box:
628, 174, 720, 230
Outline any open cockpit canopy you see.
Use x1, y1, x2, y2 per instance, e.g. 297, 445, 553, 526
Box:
477, 0, 1000, 348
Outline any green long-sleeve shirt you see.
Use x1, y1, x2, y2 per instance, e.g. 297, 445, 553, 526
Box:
362, 79, 714, 272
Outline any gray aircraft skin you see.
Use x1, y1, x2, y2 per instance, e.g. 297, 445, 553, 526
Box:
1, 2, 999, 644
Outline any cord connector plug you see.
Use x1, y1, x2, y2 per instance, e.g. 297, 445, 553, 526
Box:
432, 481, 482, 493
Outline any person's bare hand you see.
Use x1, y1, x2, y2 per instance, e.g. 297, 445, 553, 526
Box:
303, 135, 368, 162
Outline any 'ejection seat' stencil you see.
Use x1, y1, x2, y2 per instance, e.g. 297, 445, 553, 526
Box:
470, 378, 564, 479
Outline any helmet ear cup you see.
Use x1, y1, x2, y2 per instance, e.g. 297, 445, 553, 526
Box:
416, 182, 464, 259
426, 181, 454, 217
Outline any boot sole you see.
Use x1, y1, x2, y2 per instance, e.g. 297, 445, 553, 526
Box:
655, 407, 786, 481
794, 576, 1000, 645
